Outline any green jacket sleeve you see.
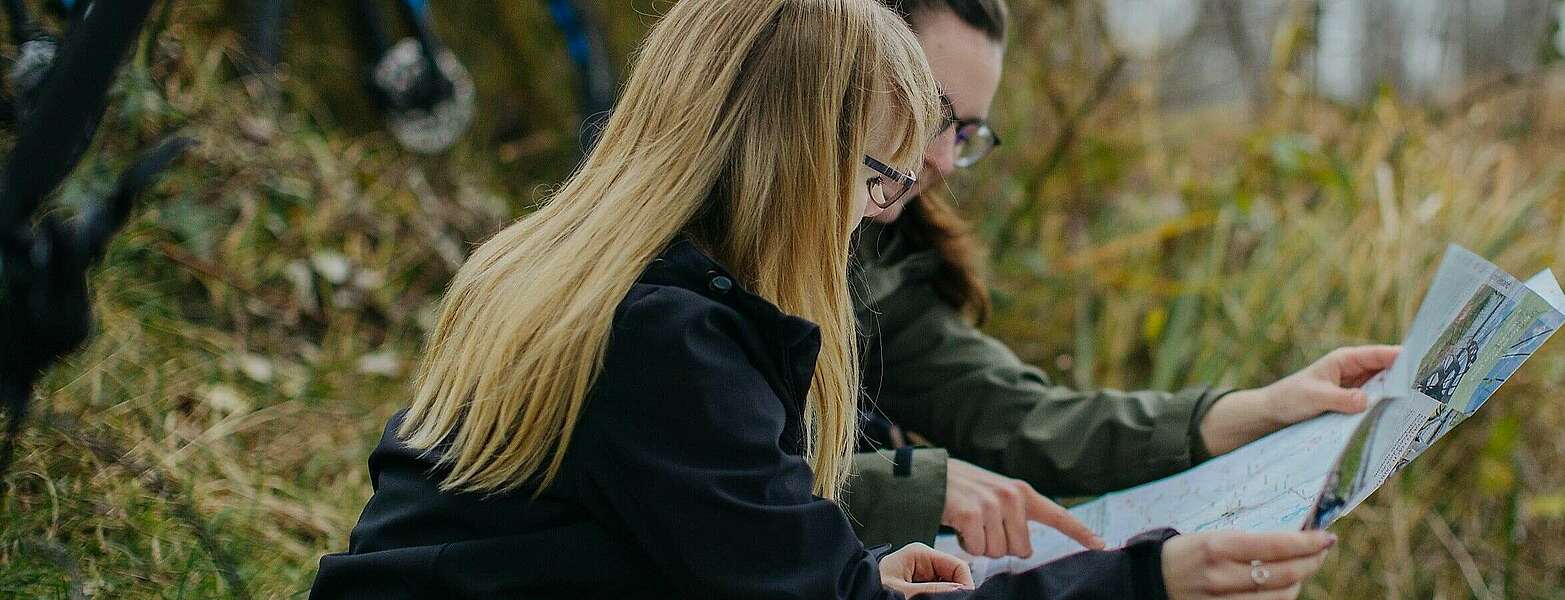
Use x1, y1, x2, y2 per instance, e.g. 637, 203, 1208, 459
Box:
840, 448, 948, 547
863, 281, 1232, 498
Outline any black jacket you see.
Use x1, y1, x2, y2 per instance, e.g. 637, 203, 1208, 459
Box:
309, 237, 1174, 599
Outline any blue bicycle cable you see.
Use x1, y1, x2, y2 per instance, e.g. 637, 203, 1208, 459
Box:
547, 0, 592, 68
547, 0, 615, 150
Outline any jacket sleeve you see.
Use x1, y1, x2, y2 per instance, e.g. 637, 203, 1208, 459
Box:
581, 287, 897, 600
951, 529, 1177, 599
583, 287, 1175, 600
842, 448, 949, 547
864, 282, 1232, 498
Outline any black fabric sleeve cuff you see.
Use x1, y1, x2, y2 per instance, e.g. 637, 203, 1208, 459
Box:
948, 527, 1180, 599
1124, 528, 1180, 599
1188, 388, 1237, 464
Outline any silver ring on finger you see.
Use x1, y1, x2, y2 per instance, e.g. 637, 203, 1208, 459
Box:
1249, 559, 1272, 589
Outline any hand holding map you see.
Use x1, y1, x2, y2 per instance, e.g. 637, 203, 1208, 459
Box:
939, 246, 1565, 583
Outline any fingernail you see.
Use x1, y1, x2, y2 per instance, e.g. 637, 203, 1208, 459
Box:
1325, 533, 1338, 547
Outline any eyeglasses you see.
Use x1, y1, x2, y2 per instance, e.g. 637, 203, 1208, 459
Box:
939, 93, 1002, 168
862, 155, 917, 209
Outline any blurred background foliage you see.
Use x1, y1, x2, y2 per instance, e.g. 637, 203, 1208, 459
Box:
3, 0, 1565, 598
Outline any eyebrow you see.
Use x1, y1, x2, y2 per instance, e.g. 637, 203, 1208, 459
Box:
938, 90, 988, 124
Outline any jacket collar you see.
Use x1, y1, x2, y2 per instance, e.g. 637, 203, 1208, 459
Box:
640, 235, 820, 353
852, 219, 942, 311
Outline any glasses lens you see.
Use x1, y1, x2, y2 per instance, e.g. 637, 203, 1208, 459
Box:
863, 155, 916, 208
884, 180, 905, 208
868, 177, 891, 209
953, 124, 997, 168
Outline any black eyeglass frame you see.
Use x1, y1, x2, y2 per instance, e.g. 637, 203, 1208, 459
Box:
862, 155, 917, 209
938, 93, 1003, 168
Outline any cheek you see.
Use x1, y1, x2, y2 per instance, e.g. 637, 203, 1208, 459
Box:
850, 178, 869, 206
853, 191, 875, 223
850, 180, 870, 215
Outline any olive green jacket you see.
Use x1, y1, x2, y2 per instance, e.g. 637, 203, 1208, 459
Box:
839, 219, 1231, 548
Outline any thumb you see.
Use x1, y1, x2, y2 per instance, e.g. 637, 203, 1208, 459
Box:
1319, 345, 1401, 383
932, 551, 975, 588
1311, 383, 1369, 414
908, 543, 976, 586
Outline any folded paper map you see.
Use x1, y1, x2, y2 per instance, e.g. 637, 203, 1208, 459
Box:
937, 246, 1565, 583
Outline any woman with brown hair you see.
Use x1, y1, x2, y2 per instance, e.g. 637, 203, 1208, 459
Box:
848, 0, 1396, 589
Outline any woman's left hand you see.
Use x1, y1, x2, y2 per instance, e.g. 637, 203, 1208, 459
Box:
1162, 530, 1336, 599
879, 542, 975, 597
1200, 345, 1401, 456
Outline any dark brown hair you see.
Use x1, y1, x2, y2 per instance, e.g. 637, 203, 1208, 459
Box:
885, 0, 1009, 42
883, 0, 1008, 324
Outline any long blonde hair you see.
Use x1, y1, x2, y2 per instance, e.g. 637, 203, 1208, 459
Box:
398, 0, 940, 499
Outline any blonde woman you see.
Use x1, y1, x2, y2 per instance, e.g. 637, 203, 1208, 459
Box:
311, 1, 1335, 598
